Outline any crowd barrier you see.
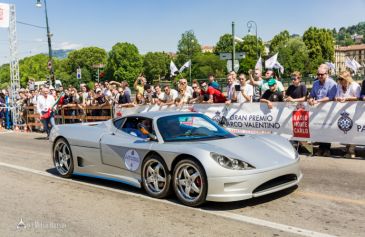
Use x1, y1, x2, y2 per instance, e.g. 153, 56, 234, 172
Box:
24, 104, 113, 131
114, 102, 365, 145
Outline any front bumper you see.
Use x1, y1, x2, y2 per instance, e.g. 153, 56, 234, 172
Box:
206, 161, 302, 202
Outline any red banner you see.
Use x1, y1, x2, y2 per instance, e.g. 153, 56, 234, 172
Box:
292, 110, 310, 138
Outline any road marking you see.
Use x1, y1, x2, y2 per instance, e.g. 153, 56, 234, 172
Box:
0, 130, 13, 134
0, 161, 335, 237
295, 190, 365, 206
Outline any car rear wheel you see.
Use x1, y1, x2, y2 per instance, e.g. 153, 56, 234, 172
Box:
142, 155, 171, 199
53, 138, 74, 178
173, 159, 207, 207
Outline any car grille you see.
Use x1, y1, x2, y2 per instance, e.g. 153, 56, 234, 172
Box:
253, 174, 297, 194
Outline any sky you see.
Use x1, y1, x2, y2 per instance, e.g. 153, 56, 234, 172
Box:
0, 0, 364, 65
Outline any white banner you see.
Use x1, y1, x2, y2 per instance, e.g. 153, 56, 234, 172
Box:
114, 102, 365, 145
0, 3, 10, 28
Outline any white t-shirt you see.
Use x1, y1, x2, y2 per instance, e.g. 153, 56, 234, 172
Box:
336, 82, 361, 98
237, 84, 254, 103
162, 89, 178, 102
36, 94, 56, 114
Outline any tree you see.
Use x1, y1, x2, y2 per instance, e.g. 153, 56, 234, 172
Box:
240, 35, 265, 73
176, 30, 201, 67
269, 30, 290, 54
106, 42, 143, 85
191, 53, 226, 79
303, 27, 335, 73
0, 63, 10, 89
143, 52, 171, 82
277, 37, 309, 77
214, 34, 244, 54
67, 47, 107, 83
18, 54, 49, 87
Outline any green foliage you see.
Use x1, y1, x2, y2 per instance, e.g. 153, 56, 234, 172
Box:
269, 30, 290, 54
214, 34, 244, 54
67, 47, 107, 83
191, 53, 226, 79
0, 64, 10, 89
107, 42, 143, 86
334, 22, 365, 46
240, 35, 265, 73
143, 52, 171, 81
303, 27, 335, 73
277, 37, 309, 77
176, 30, 201, 66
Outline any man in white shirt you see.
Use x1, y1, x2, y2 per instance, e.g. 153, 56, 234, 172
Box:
161, 85, 178, 105
37, 87, 56, 138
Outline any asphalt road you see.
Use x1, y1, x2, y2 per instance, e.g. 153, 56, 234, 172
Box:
0, 131, 364, 237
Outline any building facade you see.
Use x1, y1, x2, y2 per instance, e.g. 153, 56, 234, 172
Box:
335, 44, 365, 74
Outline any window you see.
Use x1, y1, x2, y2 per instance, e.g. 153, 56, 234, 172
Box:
121, 117, 154, 139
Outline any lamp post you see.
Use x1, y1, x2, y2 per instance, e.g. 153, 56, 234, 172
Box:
36, 0, 54, 86
247, 20, 258, 59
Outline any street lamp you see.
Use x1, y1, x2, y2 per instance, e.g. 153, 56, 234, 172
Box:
247, 20, 258, 59
36, 0, 54, 86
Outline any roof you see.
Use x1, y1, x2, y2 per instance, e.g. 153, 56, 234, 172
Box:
124, 111, 196, 119
335, 44, 365, 51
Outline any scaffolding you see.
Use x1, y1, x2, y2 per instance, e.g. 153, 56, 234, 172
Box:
8, 4, 21, 128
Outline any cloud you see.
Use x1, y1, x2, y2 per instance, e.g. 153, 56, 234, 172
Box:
54, 41, 83, 50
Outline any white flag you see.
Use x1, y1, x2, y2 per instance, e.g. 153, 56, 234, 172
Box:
273, 62, 284, 74
265, 53, 278, 69
179, 60, 191, 73
325, 62, 336, 70
0, 3, 10, 28
345, 57, 357, 73
170, 61, 178, 76
352, 58, 362, 69
255, 56, 263, 71
234, 36, 243, 43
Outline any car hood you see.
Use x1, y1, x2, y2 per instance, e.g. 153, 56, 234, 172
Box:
196, 135, 297, 169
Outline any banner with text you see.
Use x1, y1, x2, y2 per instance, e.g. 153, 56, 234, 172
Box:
115, 102, 365, 145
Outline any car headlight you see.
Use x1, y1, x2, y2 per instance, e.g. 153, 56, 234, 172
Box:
211, 152, 255, 170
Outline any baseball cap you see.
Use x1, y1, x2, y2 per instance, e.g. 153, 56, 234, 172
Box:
267, 79, 277, 86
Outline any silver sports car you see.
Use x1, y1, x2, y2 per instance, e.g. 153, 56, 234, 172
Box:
50, 111, 302, 207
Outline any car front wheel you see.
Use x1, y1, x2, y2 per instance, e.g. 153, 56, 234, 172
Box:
142, 155, 171, 199
53, 138, 74, 178
173, 159, 207, 207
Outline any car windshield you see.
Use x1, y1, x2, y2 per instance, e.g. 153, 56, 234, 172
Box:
157, 114, 235, 142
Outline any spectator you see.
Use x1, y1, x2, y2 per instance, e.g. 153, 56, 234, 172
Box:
134, 93, 145, 105
334, 70, 361, 159
176, 87, 192, 105
161, 85, 178, 105
134, 76, 146, 95
284, 71, 307, 102
143, 84, 154, 105
208, 74, 220, 90
225, 74, 237, 104
200, 81, 226, 103
250, 69, 284, 97
335, 70, 361, 102
236, 74, 253, 103
189, 83, 202, 104
359, 77, 365, 101
36, 87, 55, 139
178, 78, 193, 97
229, 71, 238, 84
260, 79, 283, 109
0, 91, 5, 128
249, 69, 263, 102
153, 84, 165, 105
118, 88, 134, 107
308, 64, 337, 157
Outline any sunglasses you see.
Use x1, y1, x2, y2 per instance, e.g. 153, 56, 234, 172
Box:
338, 77, 344, 81
192, 86, 198, 89
317, 73, 326, 76
291, 77, 298, 80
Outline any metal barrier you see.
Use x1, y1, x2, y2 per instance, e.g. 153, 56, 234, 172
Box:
24, 104, 113, 131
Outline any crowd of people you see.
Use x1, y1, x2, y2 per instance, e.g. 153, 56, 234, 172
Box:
1, 63, 365, 155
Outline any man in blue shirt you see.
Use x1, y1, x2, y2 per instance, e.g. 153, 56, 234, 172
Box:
307, 64, 337, 157
208, 74, 220, 91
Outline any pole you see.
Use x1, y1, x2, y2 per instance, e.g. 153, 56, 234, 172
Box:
232, 21, 235, 72
189, 62, 191, 84
44, 0, 53, 86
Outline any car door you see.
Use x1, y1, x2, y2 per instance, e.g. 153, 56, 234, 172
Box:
99, 117, 155, 175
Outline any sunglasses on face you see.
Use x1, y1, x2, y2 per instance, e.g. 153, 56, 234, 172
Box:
317, 73, 326, 76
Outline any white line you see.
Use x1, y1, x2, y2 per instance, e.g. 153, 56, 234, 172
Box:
0, 130, 13, 134
0, 161, 336, 237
